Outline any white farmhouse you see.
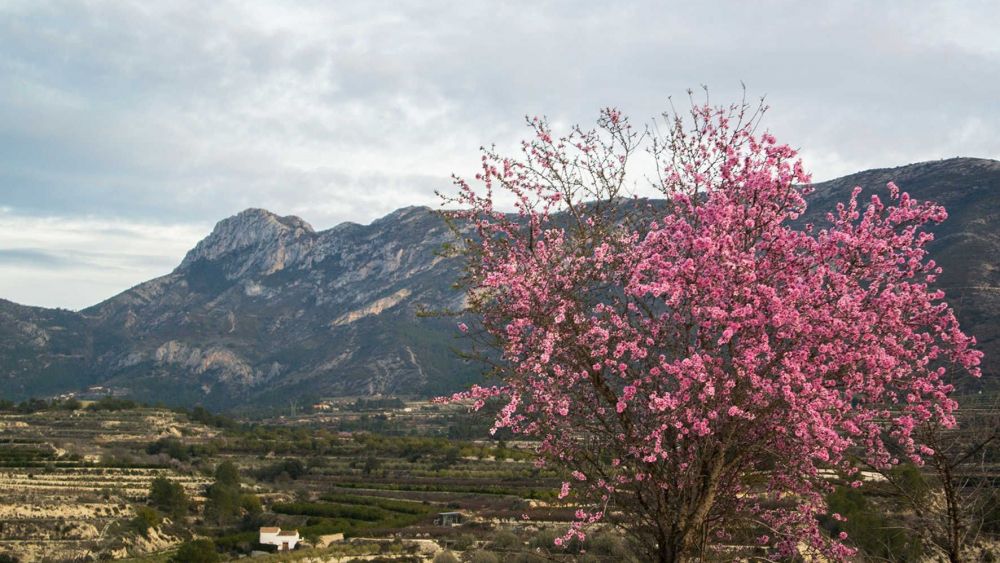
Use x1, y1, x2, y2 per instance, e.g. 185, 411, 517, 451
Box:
259, 527, 300, 551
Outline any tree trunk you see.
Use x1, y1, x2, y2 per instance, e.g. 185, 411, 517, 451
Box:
655, 533, 685, 563
938, 456, 964, 563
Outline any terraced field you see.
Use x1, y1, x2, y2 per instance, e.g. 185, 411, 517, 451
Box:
0, 402, 594, 562
197, 419, 578, 557
0, 408, 215, 561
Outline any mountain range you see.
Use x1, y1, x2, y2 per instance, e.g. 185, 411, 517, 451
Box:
1, 157, 998, 410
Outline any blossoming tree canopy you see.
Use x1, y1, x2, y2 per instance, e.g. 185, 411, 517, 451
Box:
441, 101, 982, 561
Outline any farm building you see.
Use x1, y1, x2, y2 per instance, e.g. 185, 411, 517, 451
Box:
259, 526, 300, 551
435, 511, 465, 526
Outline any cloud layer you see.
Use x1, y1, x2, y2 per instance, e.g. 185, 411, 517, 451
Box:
1, 1, 998, 308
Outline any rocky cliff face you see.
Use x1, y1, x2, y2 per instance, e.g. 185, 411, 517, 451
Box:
179, 208, 318, 277
1, 158, 997, 409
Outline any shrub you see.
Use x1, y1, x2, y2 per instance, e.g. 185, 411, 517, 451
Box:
586, 531, 639, 562
131, 506, 161, 537
888, 463, 930, 503
170, 539, 219, 563
488, 530, 522, 551
434, 552, 460, 563
87, 396, 137, 411
253, 458, 306, 481
214, 460, 240, 487
463, 550, 499, 563
824, 486, 923, 560
58, 398, 82, 410
149, 476, 188, 519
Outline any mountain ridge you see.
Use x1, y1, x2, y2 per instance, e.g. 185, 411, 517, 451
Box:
1, 158, 997, 409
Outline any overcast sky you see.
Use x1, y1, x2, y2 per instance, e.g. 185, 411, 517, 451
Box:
1, 1, 998, 310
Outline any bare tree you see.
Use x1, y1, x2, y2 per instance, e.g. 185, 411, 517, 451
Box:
879, 396, 1000, 562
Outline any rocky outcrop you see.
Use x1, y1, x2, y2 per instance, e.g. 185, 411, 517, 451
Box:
180, 208, 317, 277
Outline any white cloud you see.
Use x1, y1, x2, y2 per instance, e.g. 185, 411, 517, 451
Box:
0, 211, 208, 309
0, 0, 998, 307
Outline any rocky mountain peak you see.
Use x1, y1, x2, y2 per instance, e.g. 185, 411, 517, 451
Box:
179, 208, 317, 275
241, 208, 315, 231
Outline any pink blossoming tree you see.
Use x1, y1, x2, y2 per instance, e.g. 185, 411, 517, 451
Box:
442, 98, 981, 562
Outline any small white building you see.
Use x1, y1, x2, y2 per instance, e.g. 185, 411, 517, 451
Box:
259, 527, 300, 551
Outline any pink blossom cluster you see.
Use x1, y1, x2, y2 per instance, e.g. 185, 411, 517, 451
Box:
442, 102, 981, 560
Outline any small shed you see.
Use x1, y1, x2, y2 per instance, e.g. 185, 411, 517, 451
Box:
315, 532, 345, 548
435, 511, 465, 526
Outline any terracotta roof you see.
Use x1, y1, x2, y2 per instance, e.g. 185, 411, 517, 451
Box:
259, 527, 281, 533
277, 530, 299, 536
